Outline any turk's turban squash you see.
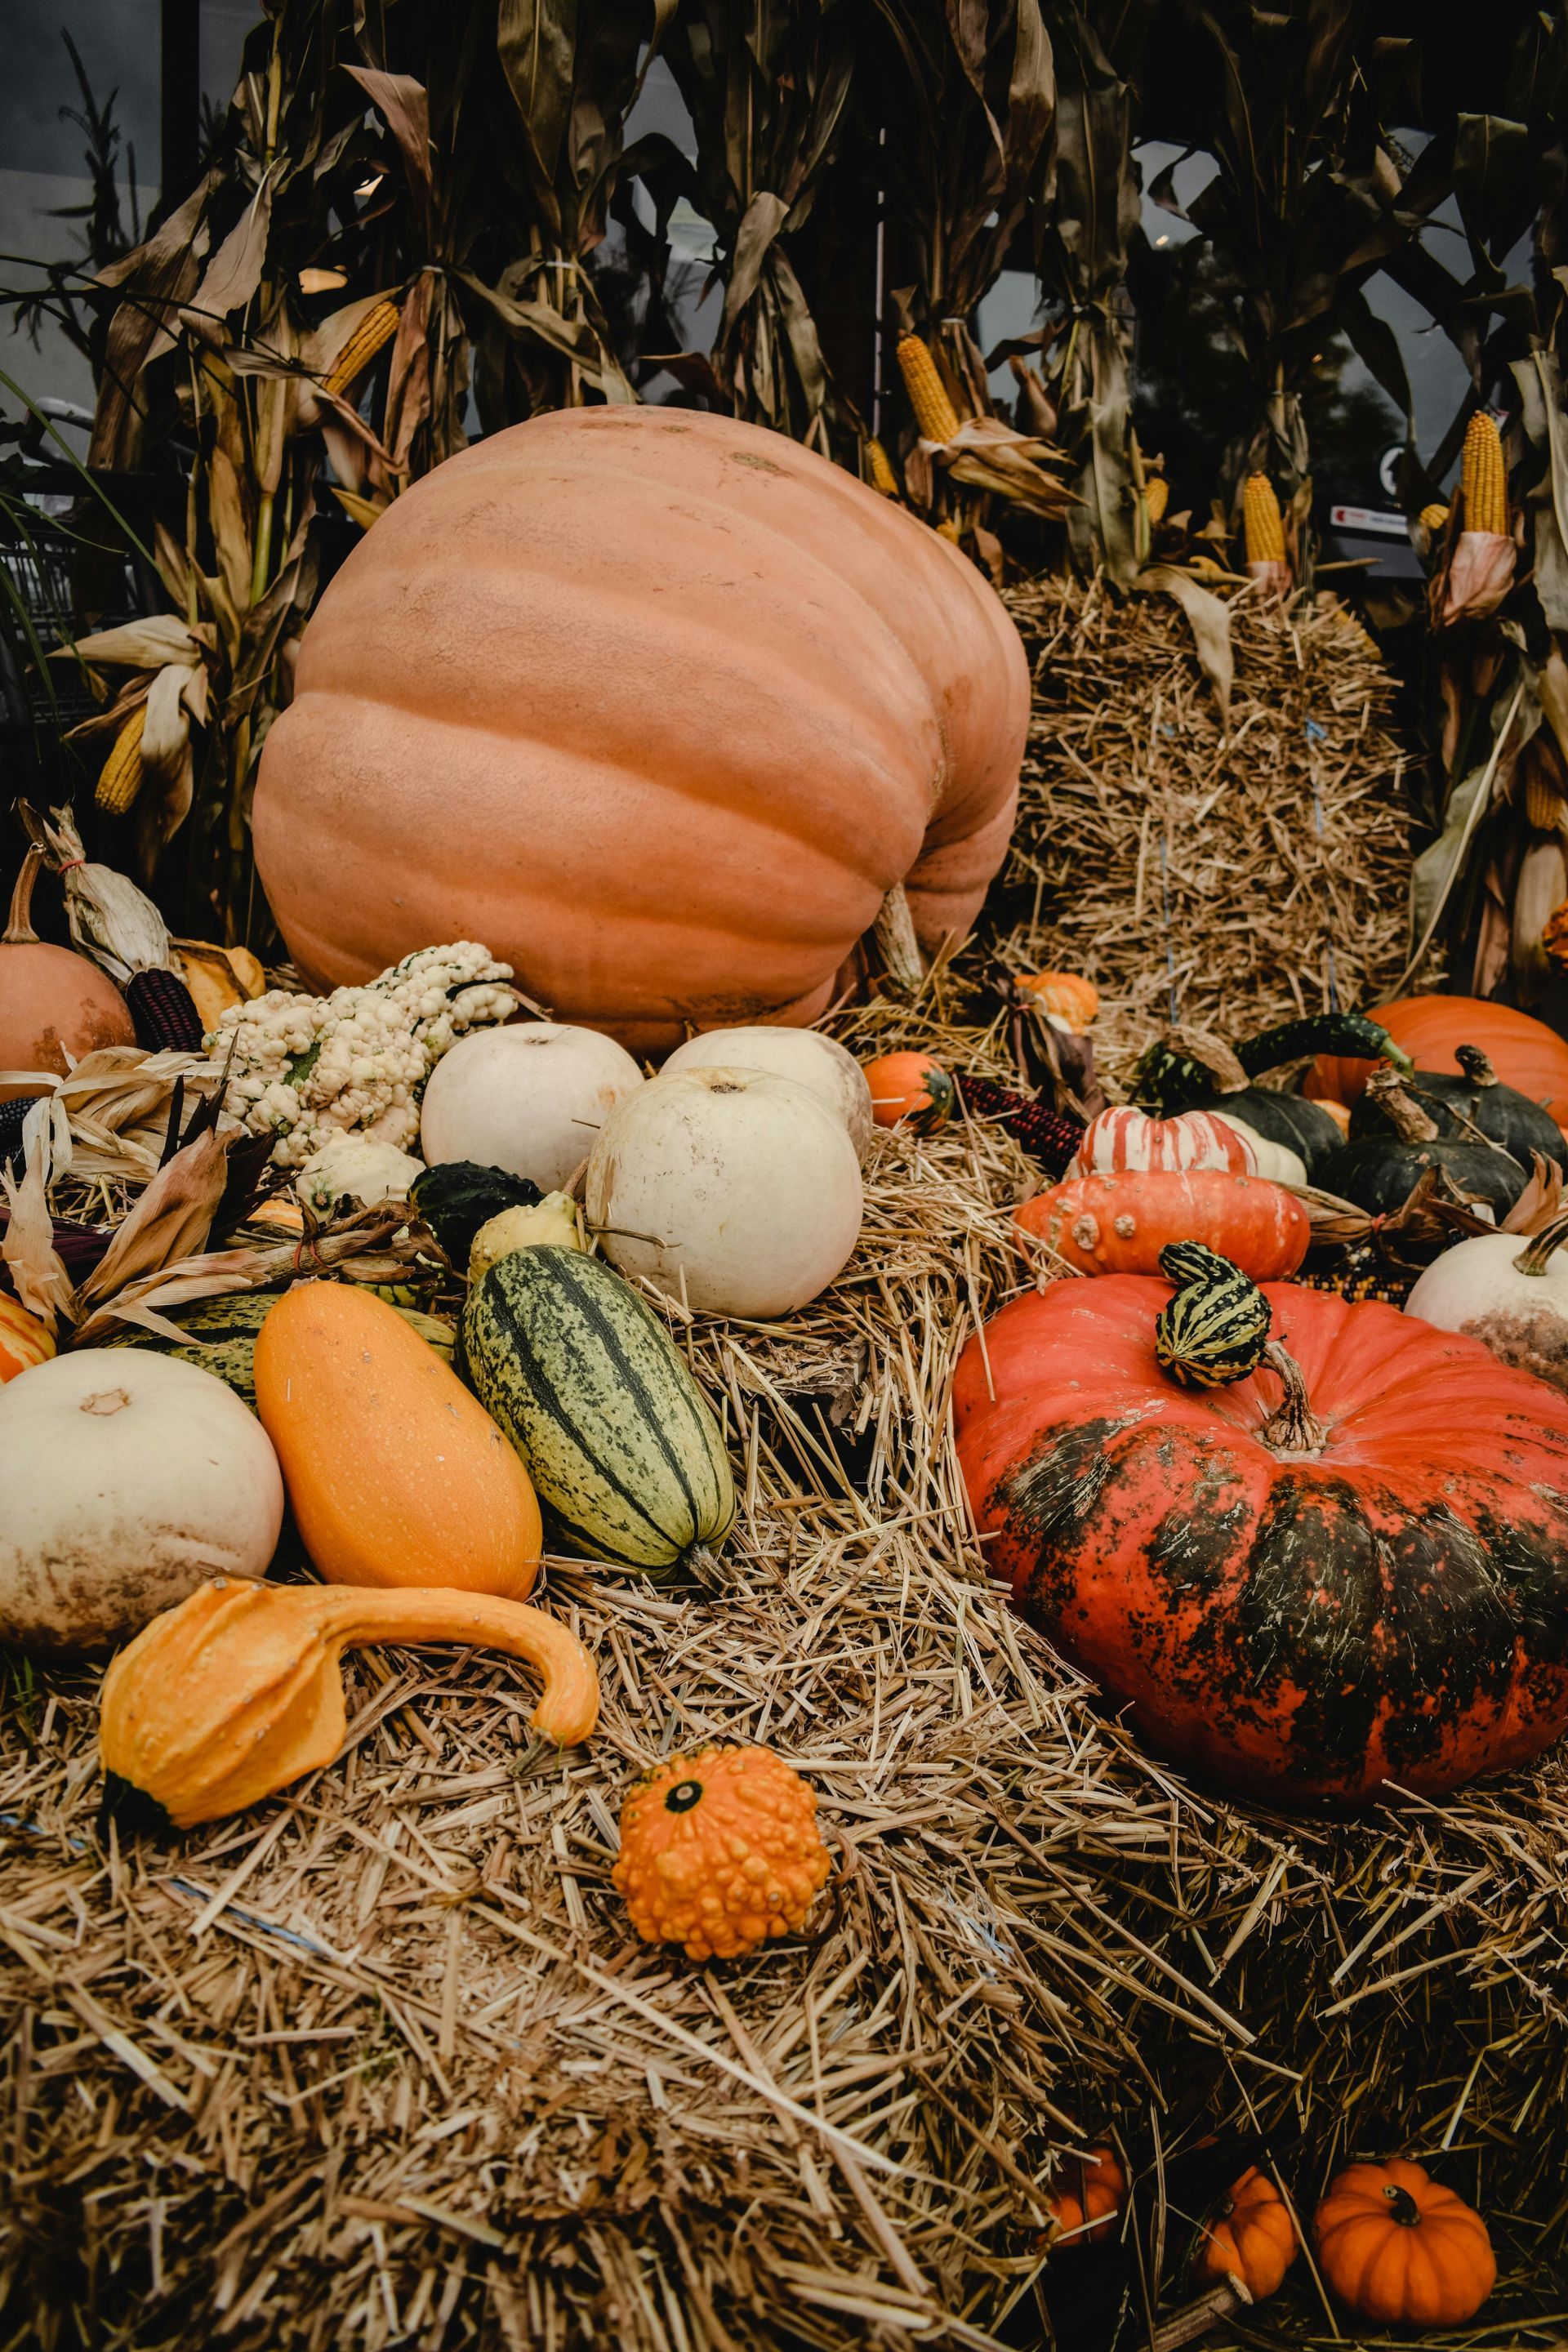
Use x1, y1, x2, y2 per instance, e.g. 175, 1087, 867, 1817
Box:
254, 408, 1029, 1056
954, 1267, 1568, 1802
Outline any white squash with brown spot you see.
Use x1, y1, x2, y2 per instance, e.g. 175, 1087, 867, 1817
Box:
1405, 1215, 1568, 1394
586, 1067, 863, 1318
0, 1351, 284, 1655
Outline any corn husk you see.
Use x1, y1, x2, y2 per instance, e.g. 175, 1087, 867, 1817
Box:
18, 804, 172, 982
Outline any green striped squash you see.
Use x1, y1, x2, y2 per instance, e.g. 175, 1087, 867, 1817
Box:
461, 1246, 736, 1575
1153, 1242, 1272, 1389
105, 1290, 454, 1409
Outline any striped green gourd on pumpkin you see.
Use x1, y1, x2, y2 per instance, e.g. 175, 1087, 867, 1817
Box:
105, 1290, 454, 1408
461, 1246, 736, 1576
1154, 1242, 1273, 1388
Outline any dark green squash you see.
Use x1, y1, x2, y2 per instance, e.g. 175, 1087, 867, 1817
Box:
1348, 1045, 1566, 1174
1238, 1011, 1414, 1080
1318, 1138, 1525, 1221
409, 1160, 542, 1265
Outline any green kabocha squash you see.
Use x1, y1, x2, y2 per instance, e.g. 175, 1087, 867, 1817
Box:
105, 1291, 454, 1409
1349, 1045, 1566, 1174
461, 1246, 736, 1576
1320, 1071, 1525, 1221
409, 1160, 542, 1265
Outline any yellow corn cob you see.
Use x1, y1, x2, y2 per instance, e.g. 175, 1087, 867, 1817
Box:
1461, 412, 1508, 536
1142, 477, 1169, 526
865, 436, 899, 497
1243, 473, 1285, 565
935, 516, 963, 542
897, 336, 960, 444
95, 703, 146, 816
1419, 501, 1450, 533
1526, 759, 1566, 832
323, 298, 401, 399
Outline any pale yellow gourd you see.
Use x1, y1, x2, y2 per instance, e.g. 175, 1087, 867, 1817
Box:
468, 1193, 581, 1281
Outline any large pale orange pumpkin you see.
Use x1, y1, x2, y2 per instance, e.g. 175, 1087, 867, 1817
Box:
254, 409, 1029, 1055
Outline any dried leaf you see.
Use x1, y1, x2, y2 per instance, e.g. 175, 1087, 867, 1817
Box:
1136, 566, 1234, 723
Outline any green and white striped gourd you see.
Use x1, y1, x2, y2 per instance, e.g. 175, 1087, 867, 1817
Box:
1153, 1241, 1272, 1389
461, 1246, 736, 1575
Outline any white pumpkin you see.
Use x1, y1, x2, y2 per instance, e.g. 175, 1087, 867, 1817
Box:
0, 1351, 284, 1655
661, 1026, 875, 1162
1067, 1107, 1260, 1177
1405, 1220, 1568, 1393
419, 1022, 644, 1192
1209, 1113, 1307, 1189
586, 1067, 863, 1318
298, 1134, 424, 1212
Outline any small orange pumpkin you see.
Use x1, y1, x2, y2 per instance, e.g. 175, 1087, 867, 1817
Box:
863, 1051, 956, 1134
1312, 2159, 1494, 2326
1019, 972, 1099, 1029
612, 1744, 831, 1962
1194, 2166, 1298, 2299
1045, 2143, 1126, 2246
0, 1295, 55, 1385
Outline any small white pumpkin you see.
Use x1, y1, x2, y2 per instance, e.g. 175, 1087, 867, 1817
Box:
661, 1026, 875, 1162
1209, 1113, 1307, 1189
586, 1067, 863, 1318
298, 1134, 424, 1213
468, 1192, 581, 1281
420, 1022, 644, 1192
0, 1351, 284, 1655
1405, 1216, 1568, 1393
1067, 1107, 1260, 1178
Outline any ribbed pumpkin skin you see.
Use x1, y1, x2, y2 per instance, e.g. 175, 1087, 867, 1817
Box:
254, 1284, 541, 1598
255, 408, 1029, 1055
1312, 2160, 1494, 2325
954, 1278, 1568, 1802
461, 1246, 736, 1573
1068, 1107, 1258, 1177
1307, 996, 1568, 1107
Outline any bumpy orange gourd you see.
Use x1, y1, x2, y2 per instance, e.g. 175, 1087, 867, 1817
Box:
1194, 2167, 1298, 2298
0, 1295, 54, 1385
254, 408, 1029, 1056
1019, 972, 1099, 1029
253, 1283, 542, 1597
864, 1051, 956, 1134
100, 1576, 599, 1826
1312, 2159, 1494, 2326
1045, 2144, 1126, 2246
612, 1745, 831, 1962
1017, 1169, 1309, 1280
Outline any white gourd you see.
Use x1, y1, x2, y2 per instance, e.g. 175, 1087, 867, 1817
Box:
298, 1134, 424, 1211
661, 1026, 875, 1162
0, 1352, 284, 1655
1209, 1113, 1307, 1189
586, 1067, 863, 1318
420, 1022, 644, 1192
1405, 1214, 1568, 1394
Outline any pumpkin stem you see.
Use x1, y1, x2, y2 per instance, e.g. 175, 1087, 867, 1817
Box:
1512, 1209, 1568, 1276
1454, 1044, 1499, 1089
1257, 1340, 1328, 1457
1383, 2184, 1423, 2227
869, 884, 924, 997
1364, 1065, 1441, 1144
3, 847, 44, 947
310, 1584, 601, 1745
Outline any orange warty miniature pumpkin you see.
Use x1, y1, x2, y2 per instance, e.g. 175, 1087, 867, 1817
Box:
1045, 2143, 1126, 2246
255, 408, 1029, 1054
0, 1295, 54, 1385
863, 1051, 956, 1134
1019, 972, 1099, 1029
1194, 2166, 1298, 2299
612, 1744, 831, 1962
1312, 2159, 1494, 2326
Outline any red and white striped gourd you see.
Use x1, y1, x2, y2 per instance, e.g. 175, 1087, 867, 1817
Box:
1068, 1107, 1259, 1178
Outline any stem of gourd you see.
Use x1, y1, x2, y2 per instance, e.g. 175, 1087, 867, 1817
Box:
1148, 2282, 1249, 2350
870, 884, 924, 998
1258, 1340, 1328, 1458
1513, 1209, 1568, 1276
1363, 1065, 1440, 1144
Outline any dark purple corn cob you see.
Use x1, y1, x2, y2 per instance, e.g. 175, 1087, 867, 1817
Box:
957, 1072, 1085, 1177
1, 1094, 47, 1174
126, 968, 205, 1053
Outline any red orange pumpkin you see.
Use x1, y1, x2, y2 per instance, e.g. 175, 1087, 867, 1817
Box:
1312, 2159, 1494, 2325
1017, 1169, 1309, 1280
1307, 995, 1568, 1109
864, 1052, 955, 1133
255, 409, 1029, 1054
1045, 2143, 1125, 2247
954, 1276, 1568, 1802
1194, 2167, 1298, 2298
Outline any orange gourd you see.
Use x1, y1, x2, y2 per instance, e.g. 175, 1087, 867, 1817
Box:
253, 1283, 542, 1597
1045, 2144, 1126, 2246
1017, 1169, 1310, 1280
612, 1744, 831, 1962
100, 1575, 599, 1826
255, 408, 1029, 1056
0, 1295, 55, 1384
1307, 996, 1568, 1109
1019, 972, 1099, 1028
1194, 2167, 1298, 2298
1312, 2158, 1494, 2326
0, 849, 135, 1100
864, 1051, 956, 1133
